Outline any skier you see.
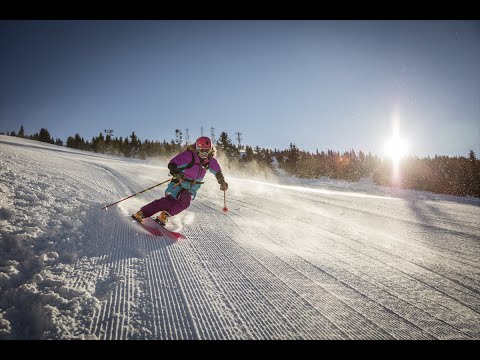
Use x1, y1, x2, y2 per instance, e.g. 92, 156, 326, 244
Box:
132, 136, 228, 225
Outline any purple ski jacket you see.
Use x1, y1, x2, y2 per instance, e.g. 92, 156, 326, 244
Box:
165, 148, 223, 199
170, 149, 222, 181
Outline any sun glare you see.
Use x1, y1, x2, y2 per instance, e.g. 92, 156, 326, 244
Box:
384, 136, 409, 161
384, 110, 409, 186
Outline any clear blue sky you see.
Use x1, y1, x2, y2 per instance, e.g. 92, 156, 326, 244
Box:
1, 20, 479, 157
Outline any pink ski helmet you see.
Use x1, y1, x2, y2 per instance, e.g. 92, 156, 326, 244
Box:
195, 136, 213, 159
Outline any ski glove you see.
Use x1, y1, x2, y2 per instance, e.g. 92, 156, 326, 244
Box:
219, 181, 228, 191
173, 172, 185, 181
215, 171, 228, 191
168, 163, 184, 180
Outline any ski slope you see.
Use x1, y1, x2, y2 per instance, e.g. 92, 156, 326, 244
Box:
1, 134, 479, 340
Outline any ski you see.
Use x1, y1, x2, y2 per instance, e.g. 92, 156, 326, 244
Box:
133, 216, 186, 240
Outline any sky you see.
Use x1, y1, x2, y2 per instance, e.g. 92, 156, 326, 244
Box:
1, 20, 479, 157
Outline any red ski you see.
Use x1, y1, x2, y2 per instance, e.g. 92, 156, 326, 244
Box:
134, 217, 186, 240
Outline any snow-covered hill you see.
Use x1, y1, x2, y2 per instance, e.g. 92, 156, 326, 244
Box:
1, 135, 479, 339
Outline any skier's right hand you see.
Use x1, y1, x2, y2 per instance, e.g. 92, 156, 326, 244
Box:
220, 181, 228, 191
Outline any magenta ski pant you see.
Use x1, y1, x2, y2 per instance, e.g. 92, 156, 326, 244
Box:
141, 190, 192, 217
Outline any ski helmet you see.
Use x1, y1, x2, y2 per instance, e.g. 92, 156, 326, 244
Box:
195, 136, 213, 159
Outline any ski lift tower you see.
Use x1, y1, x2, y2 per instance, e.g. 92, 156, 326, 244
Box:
211, 127, 216, 144
235, 131, 242, 149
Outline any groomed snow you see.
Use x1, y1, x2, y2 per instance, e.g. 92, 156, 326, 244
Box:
1, 135, 479, 339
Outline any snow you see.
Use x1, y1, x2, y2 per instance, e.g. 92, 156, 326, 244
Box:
1, 134, 479, 339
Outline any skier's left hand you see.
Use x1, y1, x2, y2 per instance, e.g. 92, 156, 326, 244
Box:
220, 181, 228, 191
172, 172, 185, 181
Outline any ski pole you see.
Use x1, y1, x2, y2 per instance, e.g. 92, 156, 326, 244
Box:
102, 178, 171, 210
222, 190, 229, 213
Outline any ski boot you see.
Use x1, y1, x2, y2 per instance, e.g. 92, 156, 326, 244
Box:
155, 211, 171, 226
132, 210, 145, 222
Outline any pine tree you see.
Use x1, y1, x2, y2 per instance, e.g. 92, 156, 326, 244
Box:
18, 125, 25, 138
91, 132, 105, 153
130, 131, 140, 156
217, 132, 235, 157
38, 128, 52, 143
467, 150, 480, 197
67, 133, 86, 150
286, 143, 299, 174
123, 137, 131, 157
468, 150, 477, 162
244, 145, 254, 162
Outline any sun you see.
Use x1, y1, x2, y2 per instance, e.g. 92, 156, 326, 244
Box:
384, 136, 409, 161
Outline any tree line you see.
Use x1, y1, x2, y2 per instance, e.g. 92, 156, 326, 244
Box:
64, 131, 183, 159
3, 125, 64, 146
274, 143, 480, 198
2, 125, 479, 198
373, 151, 480, 198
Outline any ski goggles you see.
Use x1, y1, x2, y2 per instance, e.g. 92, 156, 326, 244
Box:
197, 148, 212, 158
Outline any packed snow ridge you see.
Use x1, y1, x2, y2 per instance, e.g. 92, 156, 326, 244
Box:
1, 135, 479, 339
